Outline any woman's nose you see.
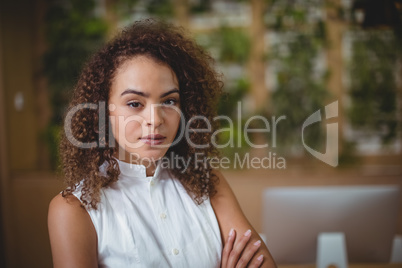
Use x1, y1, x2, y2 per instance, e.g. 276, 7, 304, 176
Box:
144, 104, 164, 127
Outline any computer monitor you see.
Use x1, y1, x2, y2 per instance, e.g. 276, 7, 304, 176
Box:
262, 185, 400, 264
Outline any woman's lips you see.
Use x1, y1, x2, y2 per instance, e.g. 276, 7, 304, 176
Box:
139, 134, 166, 145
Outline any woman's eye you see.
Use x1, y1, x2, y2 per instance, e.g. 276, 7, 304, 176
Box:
128, 101, 142, 108
163, 99, 178, 106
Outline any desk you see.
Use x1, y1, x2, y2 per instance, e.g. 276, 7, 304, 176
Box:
278, 264, 402, 268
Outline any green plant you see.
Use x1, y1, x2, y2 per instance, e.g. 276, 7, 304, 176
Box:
215, 26, 251, 64
348, 30, 399, 143
266, 0, 329, 151
217, 78, 251, 158
43, 0, 107, 169
146, 0, 173, 17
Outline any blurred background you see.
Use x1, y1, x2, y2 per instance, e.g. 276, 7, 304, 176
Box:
0, 0, 401, 267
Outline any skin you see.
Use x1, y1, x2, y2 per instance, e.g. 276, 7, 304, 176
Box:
48, 194, 98, 268
212, 170, 277, 268
48, 55, 276, 267
108, 55, 182, 175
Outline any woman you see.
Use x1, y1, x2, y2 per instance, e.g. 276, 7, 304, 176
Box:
48, 19, 276, 268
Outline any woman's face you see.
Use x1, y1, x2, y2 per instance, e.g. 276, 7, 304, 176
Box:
109, 55, 181, 164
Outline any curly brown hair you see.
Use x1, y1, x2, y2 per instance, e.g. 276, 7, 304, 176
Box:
60, 19, 223, 209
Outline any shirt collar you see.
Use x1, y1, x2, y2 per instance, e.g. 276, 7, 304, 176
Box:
115, 158, 162, 180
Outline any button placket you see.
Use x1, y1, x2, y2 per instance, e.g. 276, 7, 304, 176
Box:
172, 248, 179, 255
149, 177, 172, 256
160, 212, 167, 220
150, 176, 183, 261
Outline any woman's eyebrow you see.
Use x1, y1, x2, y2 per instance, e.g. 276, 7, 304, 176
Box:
120, 88, 179, 98
121, 89, 149, 97
160, 89, 179, 98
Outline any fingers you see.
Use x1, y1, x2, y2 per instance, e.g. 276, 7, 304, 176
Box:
221, 229, 265, 268
235, 239, 262, 268
226, 229, 252, 268
221, 228, 236, 268
248, 254, 264, 268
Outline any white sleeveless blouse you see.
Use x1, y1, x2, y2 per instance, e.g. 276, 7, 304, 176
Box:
73, 159, 222, 267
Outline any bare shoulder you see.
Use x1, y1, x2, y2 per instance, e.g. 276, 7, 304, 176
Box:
212, 168, 224, 178
48, 193, 98, 268
211, 169, 225, 188
48, 193, 92, 229
49, 193, 85, 215
210, 169, 245, 225
211, 169, 233, 199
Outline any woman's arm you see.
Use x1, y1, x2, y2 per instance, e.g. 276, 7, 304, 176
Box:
211, 170, 277, 268
48, 194, 98, 268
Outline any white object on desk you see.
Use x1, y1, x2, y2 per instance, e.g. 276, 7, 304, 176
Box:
316, 232, 348, 268
259, 233, 267, 245
390, 234, 402, 263
262, 186, 400, 264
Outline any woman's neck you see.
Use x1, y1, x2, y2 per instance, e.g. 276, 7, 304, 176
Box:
115, 152, 157, 177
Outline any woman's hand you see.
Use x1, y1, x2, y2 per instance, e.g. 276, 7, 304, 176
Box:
211, 170, 277, 268
221, 228, 264, 268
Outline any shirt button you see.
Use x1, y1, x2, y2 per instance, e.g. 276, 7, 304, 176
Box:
150, 180, 155, 186
160, 213, 167, 219
172, 248, 179, 255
